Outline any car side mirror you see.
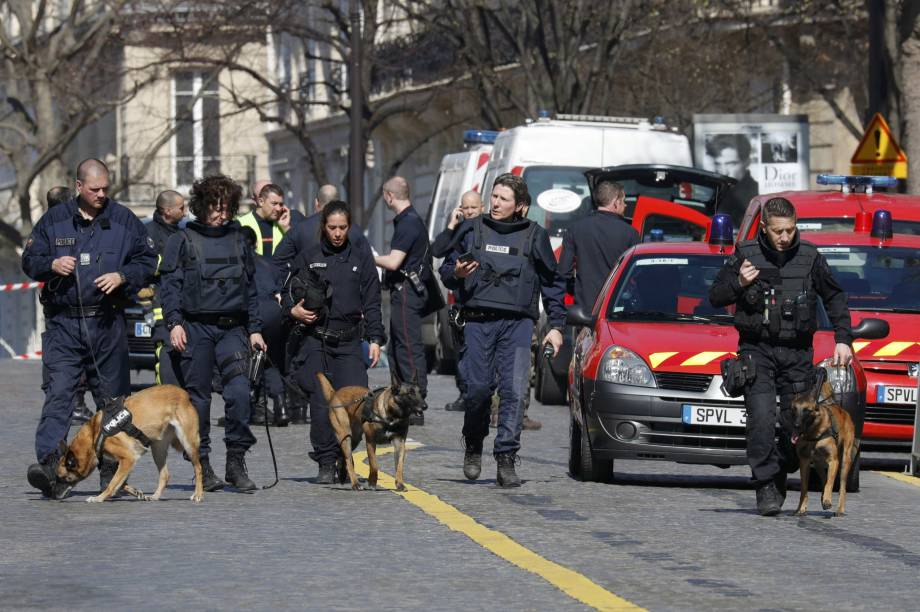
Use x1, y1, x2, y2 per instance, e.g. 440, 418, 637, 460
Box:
566, 304, 596, 328
851, 317, 889, 340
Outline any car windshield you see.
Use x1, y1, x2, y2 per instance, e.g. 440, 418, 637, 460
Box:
606, 254, 833, 327
798, 217, 920, 235
818, 245, 920, 312
522, 166, 593, 237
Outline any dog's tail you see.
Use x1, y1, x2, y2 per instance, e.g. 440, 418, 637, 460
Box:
316, 372, 336, 404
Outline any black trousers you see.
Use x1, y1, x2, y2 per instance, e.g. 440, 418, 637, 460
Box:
389, 284, 428, 396
292, 334, 367, 465
740, 341, 814, 486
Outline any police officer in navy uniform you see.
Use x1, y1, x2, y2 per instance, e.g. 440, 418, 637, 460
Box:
146, 190, 187, 387
240, 226, 290, 426
375, 176, 434, 425
709, 197, 853, 516
558, 180, 638, 309
283, 200, 385, 484
274, 185, 373, 424
24, 159, 157, 498
440, 173, 566, 487
160, 175, 267, 492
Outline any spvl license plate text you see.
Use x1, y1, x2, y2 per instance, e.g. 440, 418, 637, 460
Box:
877, 385, 918, 405
682, 404, 746, 428
134, 322, 152, 338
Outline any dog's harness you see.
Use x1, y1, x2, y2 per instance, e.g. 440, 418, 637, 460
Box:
93, 397, 152, 460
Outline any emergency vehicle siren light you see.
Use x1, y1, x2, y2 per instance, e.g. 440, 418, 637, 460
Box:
870, 209, 893, 240
709, 214, 734, 246
854, 210, 872, 233
463, 129, 499, 145
649, 228, 665, 242
816, 174, 899, 195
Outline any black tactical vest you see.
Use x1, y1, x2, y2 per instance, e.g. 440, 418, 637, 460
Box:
463, 217, 539, 317
180, 227, 248, 314
733, 238, 819, 342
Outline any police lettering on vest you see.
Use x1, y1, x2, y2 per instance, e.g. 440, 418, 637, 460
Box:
732, 239, 819, 341
461, 216, 539, 317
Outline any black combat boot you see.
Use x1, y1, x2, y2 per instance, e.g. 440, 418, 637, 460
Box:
250, 388, 267, 426
272, 394, 291, 427
445, 394, 465, 412
756, 482, 782, 516
27, 453, 60, 498
290, 401, 308, 424
225, 450, 256, 492
71, 394, 93, 424
200, 456, 226, 492
496, 452, 522, 488
316, 462, 337, 485
463, 438, 483, 481
774, 472, 788, 507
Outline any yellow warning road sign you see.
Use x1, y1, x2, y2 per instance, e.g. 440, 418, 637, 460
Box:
851, 113, 908, 178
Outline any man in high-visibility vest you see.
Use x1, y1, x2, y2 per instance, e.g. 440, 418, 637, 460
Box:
236, 183, 295, 257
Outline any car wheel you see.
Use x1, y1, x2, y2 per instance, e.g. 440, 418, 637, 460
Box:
574, 415, 613, 483
568, 415, 581, 477
534, 356, 566, 405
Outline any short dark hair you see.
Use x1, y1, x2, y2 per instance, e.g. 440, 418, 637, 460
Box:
706, 134, 752, 163
594, 181, 625, 207
155, 190, 184, 212
319, 200, 351, 242
76, 158, 109, 182
762, 197, 796, 222
258, 183, 284, 200
189, 175, 243, 221
492, 173, 529, 206
46, 186, 71, 208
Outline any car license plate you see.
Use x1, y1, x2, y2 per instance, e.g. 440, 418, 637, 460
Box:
876, 385, 917, 405
134, 322, 152, 338
682, 404, 746, 428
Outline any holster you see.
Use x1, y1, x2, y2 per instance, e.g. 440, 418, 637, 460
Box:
720, 354, 756, 398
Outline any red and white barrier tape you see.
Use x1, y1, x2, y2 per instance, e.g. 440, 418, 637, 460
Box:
13, 351, 42, 360
0, 281, 43, 292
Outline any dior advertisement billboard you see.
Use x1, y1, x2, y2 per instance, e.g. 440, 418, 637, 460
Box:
693, 114, 810, 226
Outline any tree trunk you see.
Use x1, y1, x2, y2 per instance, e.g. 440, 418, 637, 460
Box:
899, 17, 920, 193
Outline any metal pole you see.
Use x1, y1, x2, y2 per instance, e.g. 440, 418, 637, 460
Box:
910, 363, 920, 476
348, 0, 365, 227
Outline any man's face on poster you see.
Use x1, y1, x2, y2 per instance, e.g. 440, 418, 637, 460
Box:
712, 147, 748, 181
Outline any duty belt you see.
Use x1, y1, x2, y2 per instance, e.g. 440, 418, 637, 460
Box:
49, 305, 113, 318
461, 308, 519, 322
185, 313, 245, 329
308, 325, 361, 344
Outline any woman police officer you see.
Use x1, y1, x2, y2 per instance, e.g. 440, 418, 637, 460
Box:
160, 175, 267, 492
284, 200, 385, 484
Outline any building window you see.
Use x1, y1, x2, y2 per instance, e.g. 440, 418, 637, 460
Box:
173, 71, 220, 188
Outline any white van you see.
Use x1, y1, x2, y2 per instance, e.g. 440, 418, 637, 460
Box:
481, 113, 693, 249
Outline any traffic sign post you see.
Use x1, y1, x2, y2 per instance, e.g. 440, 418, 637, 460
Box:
851, 113, 908, 178
911, 365, 920, 476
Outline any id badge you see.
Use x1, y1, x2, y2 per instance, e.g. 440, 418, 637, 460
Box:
80, 253, 91, 266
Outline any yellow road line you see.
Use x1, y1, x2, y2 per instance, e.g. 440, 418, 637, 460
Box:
352, 447, 644, 612
874, 470, 920, 488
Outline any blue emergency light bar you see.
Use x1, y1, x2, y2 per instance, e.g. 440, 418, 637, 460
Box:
649, 228, 665, 242
463, 129, 498, 145
817, 175, 899, 189
870, 209, 893, 240
709, 214, 734, 246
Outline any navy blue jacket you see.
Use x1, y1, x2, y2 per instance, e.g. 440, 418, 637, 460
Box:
159, 221, 263, 334
22, 197, 157, 310
273, 212, 373, 280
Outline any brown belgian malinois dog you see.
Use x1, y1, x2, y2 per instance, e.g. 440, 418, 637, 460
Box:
55, 385, 205, 503
791, 369, 857, 517
317, 371, 423, 492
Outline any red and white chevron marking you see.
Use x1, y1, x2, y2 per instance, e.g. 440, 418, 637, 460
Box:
12, 351, 42, 360
0, 281, 43, 292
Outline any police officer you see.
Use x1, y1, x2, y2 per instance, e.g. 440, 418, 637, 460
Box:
709, 197, 853, 516
558, 180, 638, 309
440, 173, 566, 487
160, 174, 266, 492
240, 226, 290, 426
24, 159, 157, 498
146, 190, 187, 386
431, 190, 483, 413
283, 200, 385, 484
375, 177, 434, 425
274, 185, 373, 424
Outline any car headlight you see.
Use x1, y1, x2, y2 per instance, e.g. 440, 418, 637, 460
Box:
817, 359, 856, 394
599, 345, 656, 387
144, 311, 156, 327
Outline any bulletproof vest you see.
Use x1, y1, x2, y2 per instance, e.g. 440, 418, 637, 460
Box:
463, 217, 539, 317
733, 239, 819, 341
179, 227, 248, 314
